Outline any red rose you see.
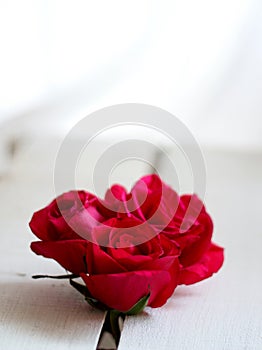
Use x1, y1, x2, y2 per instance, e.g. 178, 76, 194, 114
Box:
30, 175, 224, 311
30, 207, 180, 311
102, 174, 224, 285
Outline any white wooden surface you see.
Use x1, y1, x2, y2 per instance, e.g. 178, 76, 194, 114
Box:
0, 139, 106, 350
119, 150, 262, 350
1, 139, 262, 349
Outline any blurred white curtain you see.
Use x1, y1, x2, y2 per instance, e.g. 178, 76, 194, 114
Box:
0, 0, 261, 149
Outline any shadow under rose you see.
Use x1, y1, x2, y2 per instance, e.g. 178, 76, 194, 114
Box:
173, 285, 198, 298
0, 280, 105, 349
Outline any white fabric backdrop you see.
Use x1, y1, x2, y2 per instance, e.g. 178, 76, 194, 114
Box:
0, 0, 262, 149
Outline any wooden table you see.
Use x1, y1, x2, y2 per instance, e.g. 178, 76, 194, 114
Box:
0, 139, 261, 349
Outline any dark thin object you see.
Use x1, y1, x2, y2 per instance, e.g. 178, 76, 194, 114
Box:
97, 311, 125, 350
32, 273, 79, 279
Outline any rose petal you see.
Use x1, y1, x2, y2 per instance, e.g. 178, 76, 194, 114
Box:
108, 248, 153, 270
176, 213, 213, 267
179, 243, 224, 285
131, 174, 179, 226
81, 268, 177, 312
29, 205, 56, 241
86, 243, 127, 274
30, 240, 88, 274
105, 185, 128, 202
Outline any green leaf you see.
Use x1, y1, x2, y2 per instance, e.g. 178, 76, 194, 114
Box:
125, 293, 150, 315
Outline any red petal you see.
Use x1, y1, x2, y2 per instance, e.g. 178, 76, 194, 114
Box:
179, 243, 224, 285
108, 248, 153, 270
81, 268, 177, 312
29, 205, 56, 241
177, 213, 213, 267
86, 244, 127, 274
105, 185, 128, 202
131, 174, 179, 225
30, 240, 88, 274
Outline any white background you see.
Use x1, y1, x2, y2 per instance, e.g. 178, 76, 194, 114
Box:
0, 0, 262, 149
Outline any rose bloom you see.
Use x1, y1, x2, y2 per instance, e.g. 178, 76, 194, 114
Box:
30, 175, 224, 310
100, 174, 224, 285
30, 192, 180, 311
